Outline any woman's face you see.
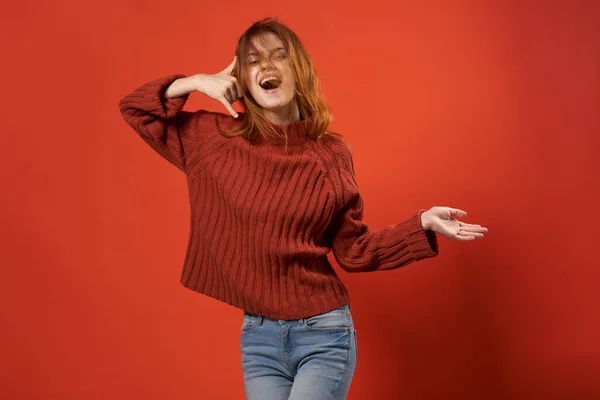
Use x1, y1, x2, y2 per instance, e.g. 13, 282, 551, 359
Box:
244, 32, 297, 114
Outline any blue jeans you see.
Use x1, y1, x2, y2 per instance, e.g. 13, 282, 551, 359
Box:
240, 304, 358, 400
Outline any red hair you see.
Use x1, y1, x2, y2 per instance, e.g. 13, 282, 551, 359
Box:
218, 17, 342, 145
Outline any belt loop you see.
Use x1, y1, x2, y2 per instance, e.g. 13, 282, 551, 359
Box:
345, 304, 351, 324
257, 315, 263, 326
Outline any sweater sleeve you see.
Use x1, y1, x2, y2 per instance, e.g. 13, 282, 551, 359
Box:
118, 74, 199, 172
325, 141, 439, 273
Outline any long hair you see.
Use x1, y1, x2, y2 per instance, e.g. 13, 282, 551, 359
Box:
218, 17, 342, 145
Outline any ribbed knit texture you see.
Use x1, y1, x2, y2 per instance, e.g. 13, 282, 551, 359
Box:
119, 74, 439, 320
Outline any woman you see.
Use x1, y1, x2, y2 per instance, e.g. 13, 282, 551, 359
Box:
119, 17, 487, 400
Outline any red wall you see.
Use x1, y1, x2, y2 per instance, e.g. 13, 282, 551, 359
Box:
1, 1, 598, 399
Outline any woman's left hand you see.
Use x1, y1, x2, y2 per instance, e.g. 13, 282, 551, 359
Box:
420, 206, 488, 241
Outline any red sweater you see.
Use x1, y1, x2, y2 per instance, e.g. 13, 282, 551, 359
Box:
119, 74, 439, 320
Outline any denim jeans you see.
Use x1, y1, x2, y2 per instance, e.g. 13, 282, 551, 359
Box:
240, 304, 358, 400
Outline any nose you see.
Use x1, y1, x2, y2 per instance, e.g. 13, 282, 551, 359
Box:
260, 58, 275, 70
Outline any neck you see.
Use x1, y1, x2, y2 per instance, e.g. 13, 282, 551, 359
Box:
262, 99, 301, 125
250, 100, 311, 146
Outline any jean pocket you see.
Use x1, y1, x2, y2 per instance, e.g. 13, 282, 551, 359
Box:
241, 314, 257, 335
303, 305, 353, 332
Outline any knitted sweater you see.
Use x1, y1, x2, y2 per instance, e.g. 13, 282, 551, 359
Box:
118, 74, 439, 320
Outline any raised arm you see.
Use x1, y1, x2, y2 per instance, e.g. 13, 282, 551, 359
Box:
118, 74, 198, 172
118, 57, 243, 172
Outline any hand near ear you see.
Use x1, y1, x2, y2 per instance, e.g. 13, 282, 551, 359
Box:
191, 55, 244, 118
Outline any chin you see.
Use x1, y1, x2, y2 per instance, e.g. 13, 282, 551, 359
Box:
262, 100, 289, 110
256, 97, 293, 112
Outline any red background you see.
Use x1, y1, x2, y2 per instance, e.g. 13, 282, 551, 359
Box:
1, 0, 599, 399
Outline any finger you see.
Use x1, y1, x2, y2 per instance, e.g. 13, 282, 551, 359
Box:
224, 86, 232, 103
227, 84, 238, 103
219, 97, 238, 118
449, 208, 467, 217
220, 55, 237, 75
458, 230, 483, 238
223, 91, 233, 105
458, 223, 488, 232
455, 232, 476, 241
467, 226, 488, 233
233, 77, 243, 98
457, 226, 484, 238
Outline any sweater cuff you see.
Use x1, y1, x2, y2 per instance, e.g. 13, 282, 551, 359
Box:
145, 74, 190, 118
394, 210, 439, 261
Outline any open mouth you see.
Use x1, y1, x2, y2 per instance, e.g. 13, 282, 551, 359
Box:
260, 76, 282, 91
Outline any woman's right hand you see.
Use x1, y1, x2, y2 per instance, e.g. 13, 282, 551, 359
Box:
191, 56, 244, 118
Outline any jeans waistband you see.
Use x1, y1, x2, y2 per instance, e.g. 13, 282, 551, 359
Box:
244, 304, 350, 327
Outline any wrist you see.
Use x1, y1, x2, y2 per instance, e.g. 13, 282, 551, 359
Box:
420, 211, 431, 230
189, 74, 207, 93
164, 76, 198, 99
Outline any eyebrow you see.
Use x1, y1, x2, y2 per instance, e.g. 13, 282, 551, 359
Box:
247, 47, 287, 57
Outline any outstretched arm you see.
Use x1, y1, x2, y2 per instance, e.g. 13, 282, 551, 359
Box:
327, 194, 439, 273
326, 143, 488, 272
325, 142, 439, 273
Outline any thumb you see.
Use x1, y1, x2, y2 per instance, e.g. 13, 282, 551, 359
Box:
449, 208, 467, 218
220, 55, 237, 75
